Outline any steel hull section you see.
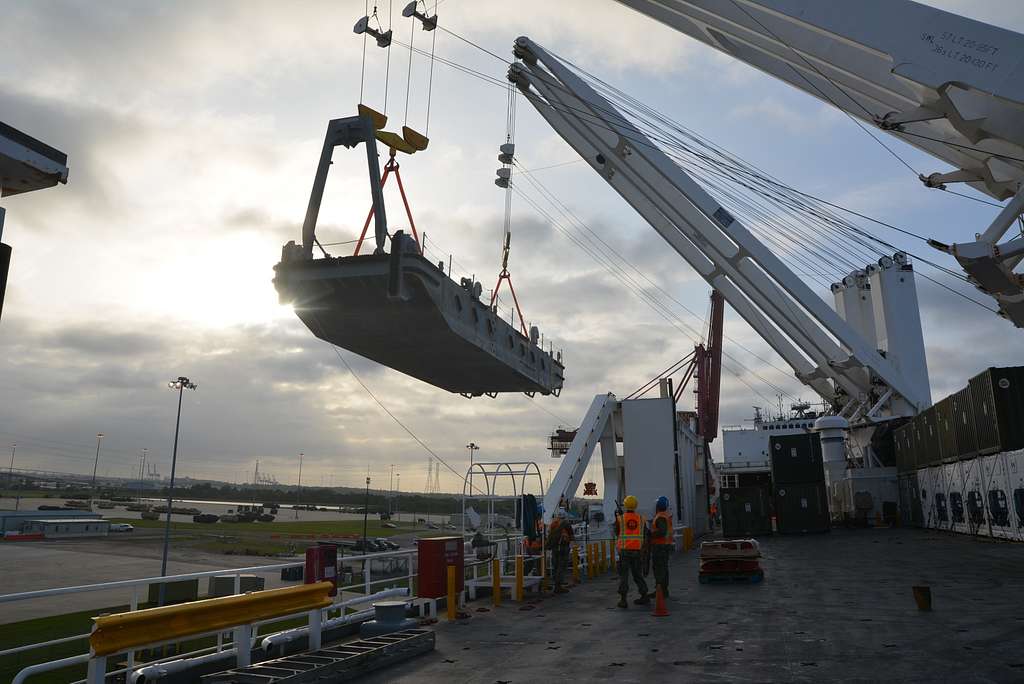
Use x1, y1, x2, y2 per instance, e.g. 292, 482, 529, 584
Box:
273, 253, 564, 396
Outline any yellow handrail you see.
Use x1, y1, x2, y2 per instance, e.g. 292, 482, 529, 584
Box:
90, 582, 334, 657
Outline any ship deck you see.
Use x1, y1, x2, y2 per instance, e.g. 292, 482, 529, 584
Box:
367, 527, 1024, 683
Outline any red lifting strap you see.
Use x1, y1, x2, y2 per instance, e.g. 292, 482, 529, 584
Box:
354, 152, 422, 256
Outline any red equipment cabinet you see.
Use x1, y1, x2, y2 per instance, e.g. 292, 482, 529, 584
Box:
305, 543, 338, 596
417, 536, 464, 599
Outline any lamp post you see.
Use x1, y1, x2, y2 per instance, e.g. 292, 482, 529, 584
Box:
463, 443, 479, 533
362, 475, 371, 551
395, 472, 400, 522
89, 433, 104, 510
8, 443, 16, 510
137, 448, 148, 503
295, 452, 303, 519
160, 376, 197, 607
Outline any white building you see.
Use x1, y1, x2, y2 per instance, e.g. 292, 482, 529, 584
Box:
22, 518, 110, 538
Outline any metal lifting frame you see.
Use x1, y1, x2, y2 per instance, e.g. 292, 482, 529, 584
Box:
509, 37, 926, 418
354, 149, 422, 256
301, 115, 388, 259
490, 233, 528, 335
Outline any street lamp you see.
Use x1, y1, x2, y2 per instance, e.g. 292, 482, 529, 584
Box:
137, 448, 148, 503
463, 443, 479, 534
395, 472, 400, 522
90, 433, 104, 509
160, 376, 197, 607
362, 475, 371, 552
295, 453, 303, 520
8, 443, 16, 510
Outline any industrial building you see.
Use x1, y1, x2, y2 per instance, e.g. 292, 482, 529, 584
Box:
0, 509, 102, 534
20, 518, 110, 538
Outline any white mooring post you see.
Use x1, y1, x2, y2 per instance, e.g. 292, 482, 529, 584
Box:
308, 609, 323, 650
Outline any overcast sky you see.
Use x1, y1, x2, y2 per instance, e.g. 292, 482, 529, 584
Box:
2, 0, 1023, 494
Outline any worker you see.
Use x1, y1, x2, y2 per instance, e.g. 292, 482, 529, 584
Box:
525, 504, 544, 555
709, 499, 719, 530
614, 495, 650, 608
650, 496, 673, 598
547, 508, 574, 593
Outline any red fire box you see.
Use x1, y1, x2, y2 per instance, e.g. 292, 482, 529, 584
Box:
417, 536, 464, 599
305, 543, 338, 596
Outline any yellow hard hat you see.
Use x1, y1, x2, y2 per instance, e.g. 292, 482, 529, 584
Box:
623, 495, 638, 511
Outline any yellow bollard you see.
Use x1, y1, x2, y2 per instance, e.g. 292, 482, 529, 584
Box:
600, 541, 607, 574
446, 565, 457, 621
683, 526, 694, 551
540, 553, 548, 592
586, 544, 594, 578
514, 555, 524, 601
610, 541, 617, 570
492, 557, 502, 607
571, 544, 580, 584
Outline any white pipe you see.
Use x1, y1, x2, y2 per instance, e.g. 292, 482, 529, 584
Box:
13, 653, 89, 684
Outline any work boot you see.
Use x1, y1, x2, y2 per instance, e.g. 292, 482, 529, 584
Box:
617, 595, 628, 609
633, 594, 651, 606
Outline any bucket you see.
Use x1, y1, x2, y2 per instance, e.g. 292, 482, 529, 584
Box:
912, 585, 932, 611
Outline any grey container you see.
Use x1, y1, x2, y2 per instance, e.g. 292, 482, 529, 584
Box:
147, 578, 199, 605
936, 396, 959, 463
720, 486, 772, 537
970, 366, 1024, 456
769, 433, 825, 485
208, 574, 265, 597
774, 482, 829, 534
951, 387, 980, 460
894, 423, 915, 473
917, 405, 942, 467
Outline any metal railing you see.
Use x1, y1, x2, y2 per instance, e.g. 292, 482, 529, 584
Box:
2, 549, 418, 684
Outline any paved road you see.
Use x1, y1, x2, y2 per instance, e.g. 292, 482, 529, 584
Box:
0, 536, 297, 624
360, 527, 1024, 683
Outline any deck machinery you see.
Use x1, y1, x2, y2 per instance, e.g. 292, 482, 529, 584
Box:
274, 114, 565, 397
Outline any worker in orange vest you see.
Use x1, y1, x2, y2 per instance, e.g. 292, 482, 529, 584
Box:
547, 508, 574, 593
650, 496, 674, 598
614, 495, 650, 608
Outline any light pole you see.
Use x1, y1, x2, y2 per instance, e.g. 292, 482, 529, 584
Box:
362, 475, 371, 551
463, 443, 479, 534
389, 464, 394, 518
160, 376, 197, 607
89, 433, 104, 509
396, 472, 401, 522
295, 453, 303, 519
8, 443, 16, 510
137, 448, 148, 503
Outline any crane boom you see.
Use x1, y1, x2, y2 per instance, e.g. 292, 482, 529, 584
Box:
510, 36, 929, 421
615, 0, 1024, 327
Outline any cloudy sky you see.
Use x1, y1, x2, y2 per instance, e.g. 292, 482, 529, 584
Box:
2, 0, 1023, 494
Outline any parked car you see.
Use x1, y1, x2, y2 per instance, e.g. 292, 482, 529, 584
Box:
110, 523, 134, 533
382, 522, 398, 529
374, 538, 400, 550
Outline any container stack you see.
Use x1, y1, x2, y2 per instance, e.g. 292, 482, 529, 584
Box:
769, 433, 830, 533
698, 539, 764, 583
720, 486, 772, 537
894, 366, 1024, 540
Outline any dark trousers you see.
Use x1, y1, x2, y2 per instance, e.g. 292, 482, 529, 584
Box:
552, 544, 569, 587
617, 550, 648, 598
652, 545, 671, 595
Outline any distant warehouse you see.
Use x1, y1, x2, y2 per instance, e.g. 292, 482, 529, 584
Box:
0, 509, 102, 533
21, 518, 110, 538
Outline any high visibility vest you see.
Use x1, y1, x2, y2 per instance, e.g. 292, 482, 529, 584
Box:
651, 511, 673, 545
549, 520, 571, 545
617, 511, 644, 551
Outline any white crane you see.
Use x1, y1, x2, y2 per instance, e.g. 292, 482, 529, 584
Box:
510, 37, 929, 430
616, 0, 1024, 327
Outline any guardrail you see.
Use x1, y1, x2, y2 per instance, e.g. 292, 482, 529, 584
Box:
4, 530, 633, 682
3, 549, 418, 684
86, 583, 335, 684
3, 534, 530, 684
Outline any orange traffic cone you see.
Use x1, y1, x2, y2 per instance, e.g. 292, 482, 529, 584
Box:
652, 585, 669, 617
